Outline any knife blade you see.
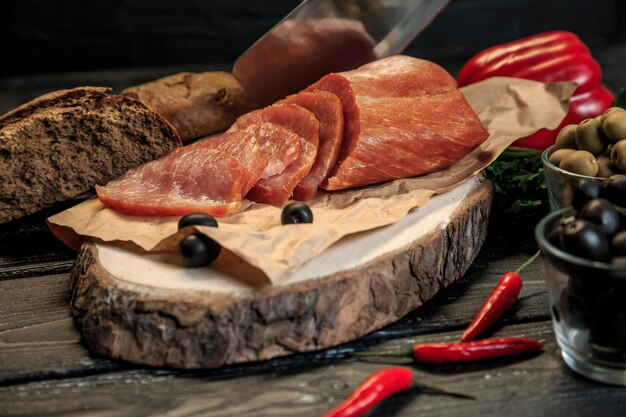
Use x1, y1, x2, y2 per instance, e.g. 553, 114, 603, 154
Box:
233, 0, 451, 106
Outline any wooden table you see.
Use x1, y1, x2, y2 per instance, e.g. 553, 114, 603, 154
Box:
2, 64, 626, 417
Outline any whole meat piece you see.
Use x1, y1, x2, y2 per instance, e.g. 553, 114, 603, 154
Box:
307, 55, 489, 190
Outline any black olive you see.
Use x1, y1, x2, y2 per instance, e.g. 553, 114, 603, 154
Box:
611, 231, 626, 257
547, 214, 575, 249
561, 219, 609, 261
178, 213, 218, 230
281, 202, 313, 225
571, 179, 602, 211
179, 233, 221, 268
578, 198, 620, 235
602, 175, 626, 207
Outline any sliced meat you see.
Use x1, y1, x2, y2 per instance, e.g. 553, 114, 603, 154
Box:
306, 56, 489, 190
237, 123, 302, 178
243, 152, 316, 206
228, 104, 320, 205
201, 130, 268, 194
200, 123, 302, 193
277, 91, 344, 201
96, 146, 248, 217
305, 74, 360, 165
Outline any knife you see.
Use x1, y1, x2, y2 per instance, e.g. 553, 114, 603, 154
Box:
233, 0, 451, 106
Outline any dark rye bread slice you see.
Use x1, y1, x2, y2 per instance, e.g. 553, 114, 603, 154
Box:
0, 86, 182, 224
121, 72, 256, 143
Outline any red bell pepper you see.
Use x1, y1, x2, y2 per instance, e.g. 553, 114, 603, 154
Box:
457, 31, 614, 150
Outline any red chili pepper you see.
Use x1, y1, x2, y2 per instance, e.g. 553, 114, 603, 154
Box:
457, 31, 614, 150
322, 367, 414, 417
461, 251, 540, 342
412, 338, 544, 363
460, 272, 522, 342
322, 367, 473, 417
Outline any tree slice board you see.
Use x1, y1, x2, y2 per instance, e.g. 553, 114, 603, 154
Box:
70, 174, 493, 369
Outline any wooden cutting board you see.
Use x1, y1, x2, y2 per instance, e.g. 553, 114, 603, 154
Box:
69, 174, 493, 369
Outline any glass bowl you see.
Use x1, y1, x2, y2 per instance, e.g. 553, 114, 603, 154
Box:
541, 145, 609, 211
536, 208, 626, 385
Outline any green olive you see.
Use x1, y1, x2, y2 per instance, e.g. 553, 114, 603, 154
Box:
575, 118, 607, 155
600, 107, 626, 124
596, 156, 620, 178
554, 124, 578, 150
559, 150, 599, 176
561, 185, 574, 207
610, 139, 626, 171
603, 111, 626, 142
548, 148, 575, 166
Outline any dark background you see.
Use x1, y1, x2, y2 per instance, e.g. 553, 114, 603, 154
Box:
1, 0, 625, 112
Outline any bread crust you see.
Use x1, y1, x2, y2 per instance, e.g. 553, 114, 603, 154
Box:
0, 86, 182, 224
122, 72, 256, 142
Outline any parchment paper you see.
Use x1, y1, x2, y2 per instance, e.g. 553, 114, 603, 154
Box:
47, 77, 576, 283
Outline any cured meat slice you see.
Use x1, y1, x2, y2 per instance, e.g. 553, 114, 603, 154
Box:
201, 131, 268, 194
237, 123, 302, 178
306, 56, 489, 190
277, 91, 344, 201
243, 150, 316, 206
96, 146, 248, 217
228, 104, 320, 205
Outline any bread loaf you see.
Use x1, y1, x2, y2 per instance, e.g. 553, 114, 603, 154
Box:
121, 72, 256, 143
0, 86, 182, 224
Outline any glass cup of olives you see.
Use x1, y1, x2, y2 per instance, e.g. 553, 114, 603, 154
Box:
536, 199, 626, 385
542, 107, 626, 210
542, 146, 612, 211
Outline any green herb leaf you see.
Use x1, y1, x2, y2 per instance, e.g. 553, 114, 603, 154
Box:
485, 147, 548, 221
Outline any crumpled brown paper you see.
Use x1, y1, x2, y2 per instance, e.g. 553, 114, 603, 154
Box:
47, 77, 576, 283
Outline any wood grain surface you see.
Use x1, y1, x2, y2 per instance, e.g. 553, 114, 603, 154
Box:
4, 214, 626, 416
3, 59, 626, 415
67, 177, 492, 369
